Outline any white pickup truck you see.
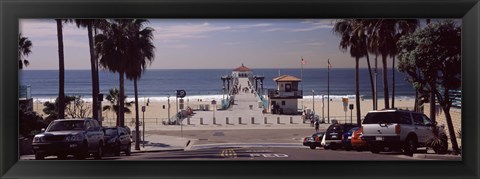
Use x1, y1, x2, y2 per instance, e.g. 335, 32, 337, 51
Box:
361, 109, 448, 156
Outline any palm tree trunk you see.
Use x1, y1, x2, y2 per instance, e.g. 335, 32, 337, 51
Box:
443, 107, 460, 154
355, 58, 361, 126
374, 55, 378, 110
119, 72, 125, 127
429, 81, 436, 123
56, 19, 65, 119
365, 54, 375, 110
134, 78, 140, 150
87, 23, 99, 122
382, 54, 390, 109
414, 90, 419, 112
93, 27, 100, 124
391, 55, 396, 108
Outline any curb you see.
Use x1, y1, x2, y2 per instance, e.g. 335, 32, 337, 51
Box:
412, 153, 462, 160
131, 148, 184, 154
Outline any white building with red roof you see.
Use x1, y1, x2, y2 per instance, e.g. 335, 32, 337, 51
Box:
268, 75, 303, 115
232, 64, 252, 78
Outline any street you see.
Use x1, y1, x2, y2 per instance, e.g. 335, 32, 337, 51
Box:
115, 147, 419, 160
20, 127, 461, 161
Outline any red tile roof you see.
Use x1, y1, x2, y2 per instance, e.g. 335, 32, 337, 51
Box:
233, 64, 251, 72
273, 75, 301, 82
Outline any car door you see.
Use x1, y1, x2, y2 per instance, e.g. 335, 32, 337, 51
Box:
84, 120, 94, 150
420, 114, 435, 143
119, 128, 128, 147
92, 120, 103, 147
412, 113, 429, 144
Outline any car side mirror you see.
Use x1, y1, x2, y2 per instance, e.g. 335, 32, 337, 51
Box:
41, 128, 45, 133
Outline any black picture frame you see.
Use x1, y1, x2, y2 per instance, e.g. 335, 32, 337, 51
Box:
1, 0, 479, 178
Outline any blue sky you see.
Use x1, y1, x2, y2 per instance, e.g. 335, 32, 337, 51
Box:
19, 19, 458, 70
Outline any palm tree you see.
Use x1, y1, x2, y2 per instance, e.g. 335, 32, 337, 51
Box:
123, 19, 155, 150
391, 20, 419, 108
73, 19, 100, 122
18, 33, 33, 69
95, 19, 130, 127
103, 88, 133, 125
56, 19, 65, 119
333, 19, 364, 126
369, 19, 396, 109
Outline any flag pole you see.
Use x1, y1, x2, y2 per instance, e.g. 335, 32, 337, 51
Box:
301, 57, 304, 111
327, 58, 330, 124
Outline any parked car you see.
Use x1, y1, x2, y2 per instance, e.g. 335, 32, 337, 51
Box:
324, 123, 357, 150
103, 126, 132, 156
361, 109, 448, 156
32, 119, 104, 160
342, 127, 359, 151
350, 127, 369, 151
303, 132, 325, 149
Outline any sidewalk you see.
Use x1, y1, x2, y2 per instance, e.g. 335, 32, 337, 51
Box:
131, 134, 192, 153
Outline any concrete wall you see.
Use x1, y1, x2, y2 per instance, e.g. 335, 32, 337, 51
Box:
271, 98, 298, 114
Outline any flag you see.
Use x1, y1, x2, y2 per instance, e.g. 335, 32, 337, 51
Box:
328, 59, 332, 69
301, 58, 306, 65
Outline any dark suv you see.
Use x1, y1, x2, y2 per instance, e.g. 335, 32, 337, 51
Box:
103, 126, 132, 156
323, 123, 357, 150
32, 119, 104, 160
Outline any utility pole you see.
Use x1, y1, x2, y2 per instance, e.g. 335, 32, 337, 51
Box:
167, 94, 170, 124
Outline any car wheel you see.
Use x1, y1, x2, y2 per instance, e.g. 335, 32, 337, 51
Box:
35, 153, 45, 160
370, 143, 380, 154
75, 142, 88, 160
403, 137, 417, 156
114, 145, 121, 156
344, 145, 352, 151
310, 146, 316, 149
94, 142, 103, 160
433, 135, 448, 154
57, 153, 67, 160
125, 143, 131, 156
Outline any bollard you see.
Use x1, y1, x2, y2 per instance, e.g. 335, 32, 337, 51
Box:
213, 117, 216, 125
290, 117, 293, 124
264, 117, 267, 124
200, 118, 203, 125
239, 117, 242, 124
277, 117, 280, 124
226, 117, 229, 125
251, 117, 255, 124
187, 117, 191, 125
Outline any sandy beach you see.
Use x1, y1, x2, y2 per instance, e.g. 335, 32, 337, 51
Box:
31, 97, 460, 130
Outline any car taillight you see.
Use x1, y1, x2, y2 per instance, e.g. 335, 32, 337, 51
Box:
395, 124, 401, 134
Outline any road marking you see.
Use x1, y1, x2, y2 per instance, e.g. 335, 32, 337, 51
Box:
220, 149, 237, 158
249, 153, 289, 158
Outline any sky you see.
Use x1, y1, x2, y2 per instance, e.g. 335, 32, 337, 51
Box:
19, 19, 459, 70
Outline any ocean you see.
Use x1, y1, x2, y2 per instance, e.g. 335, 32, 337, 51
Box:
19, 68, 416, 102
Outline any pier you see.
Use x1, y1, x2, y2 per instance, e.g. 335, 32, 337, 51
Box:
177, 65, 306, 128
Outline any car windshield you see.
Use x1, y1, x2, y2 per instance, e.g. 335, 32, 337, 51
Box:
47, 120, 84, 131
104, 128, 118, 136
363, 112, 399, 124
349, 127, 359, 133
313, 133, 324, 137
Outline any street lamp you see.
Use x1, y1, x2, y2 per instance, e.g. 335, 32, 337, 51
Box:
322, 94, 325, 122
167, 94, 171, 124
312, 90, 315, 115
